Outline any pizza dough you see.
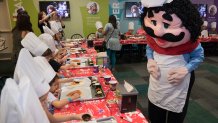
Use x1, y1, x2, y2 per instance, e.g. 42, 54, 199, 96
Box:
67, 90, 81, 97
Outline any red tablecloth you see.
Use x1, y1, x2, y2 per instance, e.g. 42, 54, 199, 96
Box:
93, 39, 147, 47
56, 43, 148, 123
198, 37, 218, 42
56, 68, 148, 123
120, 39, 147, 45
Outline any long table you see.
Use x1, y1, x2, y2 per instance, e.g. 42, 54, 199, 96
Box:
198, 37, 218, 55
93, 38, 147, 46
55, 43, 149, 123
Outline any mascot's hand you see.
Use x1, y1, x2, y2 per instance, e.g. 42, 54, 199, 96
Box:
147, 59, 160, 79
167, 67, 189, 85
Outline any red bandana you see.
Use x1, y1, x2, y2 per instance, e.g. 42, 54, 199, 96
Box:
146, 35, 199, 55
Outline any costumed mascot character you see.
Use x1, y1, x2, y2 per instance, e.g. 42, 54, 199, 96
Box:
140, 0, 204, 123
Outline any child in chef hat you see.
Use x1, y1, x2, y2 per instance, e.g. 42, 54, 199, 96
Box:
14, 48, 88, 122
201, 21, 209, 38
209, 22, 217, 36
95, 21, 104, 38
125, 22, 135, 36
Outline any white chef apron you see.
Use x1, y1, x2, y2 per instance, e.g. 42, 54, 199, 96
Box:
148, 52, 191, 113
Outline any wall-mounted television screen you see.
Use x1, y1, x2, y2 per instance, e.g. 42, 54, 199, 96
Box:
39, 1, 70, 19
125, 2, 143, 18
194, 4, 207, 18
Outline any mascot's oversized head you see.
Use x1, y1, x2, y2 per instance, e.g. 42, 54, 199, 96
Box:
141, 0, 203, 48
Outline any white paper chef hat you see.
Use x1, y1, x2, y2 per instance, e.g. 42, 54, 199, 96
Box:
211, 22, 217, 28
21, 32, 49, 56
34, 56, 56, 84
141, 0, 173, 8
203, 21, 208, 27
14, 48, 50, 97
18, 76, 50, 123
0, 78, 23, 123
39, 33, 58, 54
128, 22, 134, 30
95, 21, 103, 30
50, 21, 60, 34
43, 26, 55, 36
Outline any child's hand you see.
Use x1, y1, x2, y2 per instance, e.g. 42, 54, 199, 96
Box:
167, 67, 189, 85
70, 93, 80, 100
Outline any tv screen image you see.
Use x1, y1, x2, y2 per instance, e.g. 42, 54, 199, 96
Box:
125, 2, 142, 18
39, 1, 70, 19
194, 4, 207, 18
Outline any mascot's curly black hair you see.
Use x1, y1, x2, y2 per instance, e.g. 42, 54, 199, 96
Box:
140, 0, 203, 42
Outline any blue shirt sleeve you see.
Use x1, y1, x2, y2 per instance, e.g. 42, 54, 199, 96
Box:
146, 45, 154, 59
185, 43, 204, 72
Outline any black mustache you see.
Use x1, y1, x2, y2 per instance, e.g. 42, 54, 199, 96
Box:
144, 26, 185, 42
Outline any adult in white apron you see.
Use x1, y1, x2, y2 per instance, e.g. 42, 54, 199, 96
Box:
141, 0, 204, 123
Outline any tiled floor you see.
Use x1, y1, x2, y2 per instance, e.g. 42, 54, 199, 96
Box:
113, 55, 218, 123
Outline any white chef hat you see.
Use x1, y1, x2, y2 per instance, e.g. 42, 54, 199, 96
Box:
19, 75, 49, 123
128, 22, 134, 30
0, 78, 23, 123
141, 0, 173, 8
43, 26, 55, 36
95, 21, 103, 30
39, 33, 58, 54
21, 32, 49, 56
211, 22, 217, 28
50, 21, 60, 34
14, 48, 50, 97
18, 76, 50, 123
33, 56, 56, 84
203, 21, 208, 27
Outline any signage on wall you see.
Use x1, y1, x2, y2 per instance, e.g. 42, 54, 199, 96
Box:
207, 4, 217, 29
11, 0, 24, 21
111, 2, 121, 28
81, 0, 109, 37
87, 2, 99, 15
208, 5, 217, 16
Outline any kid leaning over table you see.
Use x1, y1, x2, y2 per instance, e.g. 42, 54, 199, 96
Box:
95, 21, 104, 38
21, 32, 77, 72
14, 48, 87, 122
34, 56, 80, 110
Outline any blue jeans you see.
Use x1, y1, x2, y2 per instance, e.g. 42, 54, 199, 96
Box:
106, 49, 116, 69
